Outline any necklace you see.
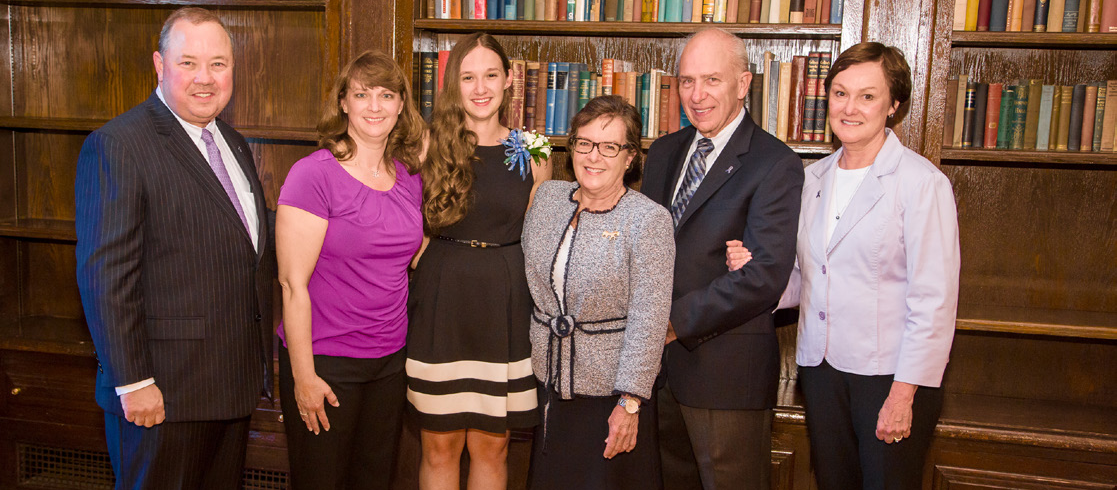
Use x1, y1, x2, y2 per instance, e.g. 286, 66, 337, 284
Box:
371, 166, 381, 178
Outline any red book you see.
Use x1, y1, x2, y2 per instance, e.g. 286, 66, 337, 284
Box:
534, 63, 548, 133
750, 0, 763, 21
983, 82, 1004, 148
507, 60, 525, 130
819, 0, 831, 22
1103, 0, 1117, 32
437, 50, 450, 94
668, 76, 681, 133
977, 0, 993, 30
789, 56, 808, 141
804, 0, 817, 23
658, 76, 672, 137
558, 0, 567, 21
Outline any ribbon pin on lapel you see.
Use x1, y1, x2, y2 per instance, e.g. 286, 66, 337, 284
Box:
726, 166, 734, 173
602, 231, 620, 240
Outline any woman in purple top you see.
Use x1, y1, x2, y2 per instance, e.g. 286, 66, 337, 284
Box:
276, 50, 425, 489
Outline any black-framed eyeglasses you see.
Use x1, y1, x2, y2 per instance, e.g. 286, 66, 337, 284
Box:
570, 138, 630, 158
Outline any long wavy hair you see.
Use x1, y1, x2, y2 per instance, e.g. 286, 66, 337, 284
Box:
317, 49, 424, 176
422, 33, 512, 232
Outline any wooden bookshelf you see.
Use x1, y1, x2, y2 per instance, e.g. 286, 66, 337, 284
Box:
952, 31, 1117, 49
2, 0, 326, 8
955, 304, 1117, 340
0, 316, 95, 357
414, 19, 843, 39
0, 218, 77, 242
940, 148, 1117, 166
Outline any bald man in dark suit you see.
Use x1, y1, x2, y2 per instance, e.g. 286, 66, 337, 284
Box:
75, 7, 274, 489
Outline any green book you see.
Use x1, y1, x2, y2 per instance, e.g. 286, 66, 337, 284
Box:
1093, 81, 1107, 152
1009, 79, 1030, 150
996, 84, 1016, 149
578, 71, 592, 112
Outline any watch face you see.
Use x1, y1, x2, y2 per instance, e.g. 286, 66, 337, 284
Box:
623, 399, 638, 414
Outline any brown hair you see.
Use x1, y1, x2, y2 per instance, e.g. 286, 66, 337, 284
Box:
824, 42, 912, 119
568, 95, 644, 186
159, 7, 231, 54
422, 33, 512, 232
317, 50, 424, 176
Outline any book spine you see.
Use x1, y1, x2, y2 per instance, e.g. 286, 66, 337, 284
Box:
1007, 0, 1023, 30
1047, 0, 1065, 31
819, 0, 830, 22
509, 60, 526, 130
1061, 0, 1080, 31
965, 0, 981, 29
1036, 84, 1055, 150
1103, 81, 1117, 150
972, 82, 989, 148
803, 53, 820, 142
578, 70, 592, 112
1033, 0, 1049, 30
978, 0, 993, 29
534, 64, 548, 133
990, 0, 1009, 30
953, 74, 969, 147
420, 51, 437, 121
1023, 79, 1043, 149
776, 61, 792, 141
1086, 0, 1102, 31
1022, 0, 1036, 31
767, 59, 780, 136
814, 52, 831, 141
659, 75, 672, 137
760, 0, 772, 24
789, 56, 807, 141
1081, 83, 1098, 150
1092, 82, 1107, 151
639, 73, 650, 137
750, 69, 764, 126
1055, 85, 1072, 150
1066, 83, 1086, 151
669, 76, 681, 133
944, 77, 958, 147
567, 64, 581, 133
803, 0, 816, 23
983, 82, 1004, 148
789, 0, 805, 23
751, 0, 763, 21
605, 0, 619, 20
546, 63, 558, 135
1047, 85, 1063, 148
524, 63, 539, 132
962, 81, 978, 147
1009, 79, 1028, 149
830, 0, 842, 24
955, 0, 969, 30
995, 84, 1015, 149
704, 0, 716, 21
1105, 0, 1117, 32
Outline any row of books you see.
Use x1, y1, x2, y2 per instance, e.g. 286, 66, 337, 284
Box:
951, 0, 1117, 32
424, 0, 844, 24
416, 39, 833, 143
943, 76, 1117, 152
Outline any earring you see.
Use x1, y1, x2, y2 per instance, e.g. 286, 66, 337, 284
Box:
887, 113, 894, 119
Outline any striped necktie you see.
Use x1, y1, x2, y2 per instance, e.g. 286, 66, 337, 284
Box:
200, 128, 250, 234
670, 137, 714, 225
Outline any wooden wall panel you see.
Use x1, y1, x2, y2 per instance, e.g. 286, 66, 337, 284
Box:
18, 241, 83, 320
0, 240, 17, 326
14, 132, 83, 221
9, 5, 327, 129
0, 131, 14, 219
942, 166, 1117, 312
0, 7, 12, 117
248, 140, 317, 208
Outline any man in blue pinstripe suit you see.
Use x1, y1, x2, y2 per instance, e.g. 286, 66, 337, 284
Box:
75, 7, 274, 489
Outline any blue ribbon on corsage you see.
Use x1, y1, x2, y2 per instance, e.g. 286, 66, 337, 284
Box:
501, 128, 533, 180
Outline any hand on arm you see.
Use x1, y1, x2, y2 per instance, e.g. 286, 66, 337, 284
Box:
724, 240, 753, 271
276, 204, 337, 435
876, 381, 916, 443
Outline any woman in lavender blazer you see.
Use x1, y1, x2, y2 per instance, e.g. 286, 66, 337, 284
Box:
730, 42, 960, 490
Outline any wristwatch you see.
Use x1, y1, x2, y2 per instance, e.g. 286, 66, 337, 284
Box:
617, 396, 640, 414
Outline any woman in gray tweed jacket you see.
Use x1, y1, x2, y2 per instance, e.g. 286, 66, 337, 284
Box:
521, 95, 674, 490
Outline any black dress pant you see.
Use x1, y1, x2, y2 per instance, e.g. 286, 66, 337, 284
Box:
104, 412, 250, 490
798, 360, 943, 490
657, 381, 771, 490
279, 346, 406, 490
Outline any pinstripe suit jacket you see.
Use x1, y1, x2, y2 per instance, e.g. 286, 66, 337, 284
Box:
76, 92, 275, 422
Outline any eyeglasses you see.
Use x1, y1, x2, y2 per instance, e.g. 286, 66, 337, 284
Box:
570, 138, 630, 158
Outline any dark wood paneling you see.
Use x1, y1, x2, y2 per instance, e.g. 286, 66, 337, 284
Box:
0, 240, 17, 326
18, 241, 83, 320
248, 139, 317, 208
942, 165, 1117, 312
948, 47, 1117, 85
14, 132, 83, 222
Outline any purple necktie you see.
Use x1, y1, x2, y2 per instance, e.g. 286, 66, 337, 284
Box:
200, 128, 250, 234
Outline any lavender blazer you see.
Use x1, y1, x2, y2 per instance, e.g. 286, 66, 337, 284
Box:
784, 129, 960, 388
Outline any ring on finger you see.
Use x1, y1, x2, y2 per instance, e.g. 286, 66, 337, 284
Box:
893, 436, 903, 443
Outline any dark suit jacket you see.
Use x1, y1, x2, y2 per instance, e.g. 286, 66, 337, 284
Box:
642, 112, 803, 410
75, 92, 275, 422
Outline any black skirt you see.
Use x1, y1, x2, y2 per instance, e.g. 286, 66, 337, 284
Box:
528, 385, 663, 490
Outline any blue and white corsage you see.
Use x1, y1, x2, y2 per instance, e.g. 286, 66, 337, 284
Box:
500, 128, 552, 180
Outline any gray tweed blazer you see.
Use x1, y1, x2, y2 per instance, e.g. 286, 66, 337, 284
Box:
522, 180, 675, 400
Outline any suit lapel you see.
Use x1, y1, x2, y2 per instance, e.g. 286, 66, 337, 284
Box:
148, 93, 254, 249
805, 157, 833, 261
654, 126, 695, 206
674, 115, 753, 232
218, 119, 267, 263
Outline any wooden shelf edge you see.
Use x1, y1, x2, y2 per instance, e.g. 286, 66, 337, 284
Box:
0, 219, 78, 241
951, 31, 1117, 49
940, 147, 1117, 166
414, 19, 842, 38
0, 117, 317, 142
0, 338, 96, 357
1, 0, 325, 9
956, 318, 1117, 340
545, 134, 832, 154
935, 419, 1117, 454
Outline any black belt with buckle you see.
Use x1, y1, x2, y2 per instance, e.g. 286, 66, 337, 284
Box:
434, 235, 521, 248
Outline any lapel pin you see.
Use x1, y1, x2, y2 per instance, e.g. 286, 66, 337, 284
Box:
726, 166, 734, 173
602, 231, 620, 240
816, 191, 821, 198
